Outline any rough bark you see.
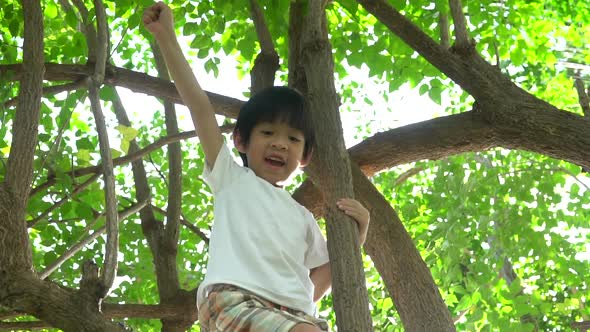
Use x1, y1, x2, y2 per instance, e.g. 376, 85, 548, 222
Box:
0, 0, 43, 283
300, 1, 373, 329
248, 0, 280, 93
0, 1, 124, 330
1, 272, 124, 332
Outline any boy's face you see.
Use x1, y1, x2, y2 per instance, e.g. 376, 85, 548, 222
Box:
234, 121, 311, 186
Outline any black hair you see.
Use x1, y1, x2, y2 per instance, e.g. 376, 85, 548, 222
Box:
233, 86, 315, 166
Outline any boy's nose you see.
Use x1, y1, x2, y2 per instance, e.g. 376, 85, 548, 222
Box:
271, 139, 288, 150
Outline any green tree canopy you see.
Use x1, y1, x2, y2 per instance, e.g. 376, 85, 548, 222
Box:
0, 0, 589, 331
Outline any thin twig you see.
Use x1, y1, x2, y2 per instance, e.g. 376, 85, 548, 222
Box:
3, 79, 87, 109
394, 166, 425, 186
439, 13, 450, 49
39, 199, 148, 280
92, 0, 108, 83
71, 0, 97, 60
110, 4, 138, 57
148, 154, 168, 187
28, 173, 101, 228
88, 81, 119, 295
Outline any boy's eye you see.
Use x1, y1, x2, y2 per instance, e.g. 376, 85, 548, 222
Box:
261, 130, 273, 136
289, 136, 302, 142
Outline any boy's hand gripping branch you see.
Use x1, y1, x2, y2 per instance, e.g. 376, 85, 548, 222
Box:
336, 198, 370, 246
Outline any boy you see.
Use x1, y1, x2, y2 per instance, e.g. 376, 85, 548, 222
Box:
143, 3, 370, 331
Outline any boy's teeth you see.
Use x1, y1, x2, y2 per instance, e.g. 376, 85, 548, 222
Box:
266, 157, 284, 166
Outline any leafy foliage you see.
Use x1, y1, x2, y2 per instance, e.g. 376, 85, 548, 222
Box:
1, 0, 589, 331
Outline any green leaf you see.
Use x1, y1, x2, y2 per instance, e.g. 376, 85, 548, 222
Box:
570, 183, 580, 196
111, 148, 122, 159
455, 295, 472, 312
391, 0, 406, 9
115, 125, 139, 142
9, 19, 20, 37
77, 149, 91, 163
428, 86, 443, 105
339, 0, 358, 15
45, 2, 58, 18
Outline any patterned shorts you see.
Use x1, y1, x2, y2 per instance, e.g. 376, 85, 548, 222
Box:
198, 284, 330, 332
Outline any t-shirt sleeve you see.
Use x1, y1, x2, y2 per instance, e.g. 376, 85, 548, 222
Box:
202, 143, 242, 193
304, 214, 329, 269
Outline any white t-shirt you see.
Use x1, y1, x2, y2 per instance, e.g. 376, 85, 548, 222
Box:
196, 144, 329, 315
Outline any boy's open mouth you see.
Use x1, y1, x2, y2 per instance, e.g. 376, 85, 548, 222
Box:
265, 156, 285, 167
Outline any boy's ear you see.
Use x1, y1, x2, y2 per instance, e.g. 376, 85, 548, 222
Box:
299, 148, 313, 167
233, 131, 247, 153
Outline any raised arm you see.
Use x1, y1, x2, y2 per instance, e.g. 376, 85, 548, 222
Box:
142, 2, 223, 167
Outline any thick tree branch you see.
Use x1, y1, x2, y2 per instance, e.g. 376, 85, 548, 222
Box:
448, 0, 470, 49
355, 0, 524, 102
88, 84, 119, 296
0, 63, 244, 119
39, 199, 148, 280
0, 301, 199, 329
30, 108, 590, 213
301, 0, 373, 329
5, 0, 44, 207
353, 164, 456, 331
288, 1, 307, 93
295, 109, 590, 215
248, 0, 280, 93
296, 164, 456, 330
0, 272, 125, 331
0, 0, 44, 276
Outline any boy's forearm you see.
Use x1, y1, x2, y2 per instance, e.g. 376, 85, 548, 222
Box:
310, 262, 331, 302
153, 33, 223, 166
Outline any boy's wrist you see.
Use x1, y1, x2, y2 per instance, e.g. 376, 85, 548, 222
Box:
153, 30, 178, 45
